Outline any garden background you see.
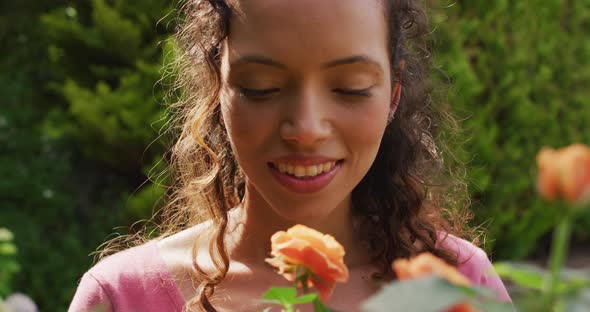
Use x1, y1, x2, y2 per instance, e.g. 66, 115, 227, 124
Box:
1, 0, 589, 310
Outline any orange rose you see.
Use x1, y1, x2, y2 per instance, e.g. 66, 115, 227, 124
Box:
537, 144, 590, 205
265, 225, 349, 301
446, 303, 479, 312
392, 253, 478, 312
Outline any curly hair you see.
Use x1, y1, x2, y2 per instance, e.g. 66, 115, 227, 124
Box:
97, 0, 475, 311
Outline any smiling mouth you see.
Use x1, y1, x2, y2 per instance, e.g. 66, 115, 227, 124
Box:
268, 160, 344, 179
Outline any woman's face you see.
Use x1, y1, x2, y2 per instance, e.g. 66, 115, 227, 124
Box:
220, 0, 394, 221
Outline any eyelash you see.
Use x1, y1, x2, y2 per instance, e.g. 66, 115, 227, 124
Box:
238, 87, 280, 98
332, 88, 372, 97
238, 87, 373, 98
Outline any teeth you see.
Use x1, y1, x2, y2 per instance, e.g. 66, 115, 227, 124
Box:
306, 165, 318, 176
275, 161, 338, 177
294, 166, 306, 177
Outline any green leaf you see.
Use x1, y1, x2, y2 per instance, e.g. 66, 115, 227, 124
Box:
292, 293, 318, 304
0, 243, 16, 256
313, 298, 332, 312
473, 301, 515, 312
361, 276, 471, 312
495, 262, 590, 295
262, 287, 297, 305
494, 262, 546, 290
561, 268, 590, 285
461, 284, 503, 301
0, 229, 14, 242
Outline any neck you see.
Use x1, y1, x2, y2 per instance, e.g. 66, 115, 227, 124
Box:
224, 184, 372, 269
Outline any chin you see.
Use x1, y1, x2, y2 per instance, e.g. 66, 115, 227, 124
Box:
269, 200, 342, 224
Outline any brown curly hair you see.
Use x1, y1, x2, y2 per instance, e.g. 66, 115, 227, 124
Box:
97, 0, 475, 311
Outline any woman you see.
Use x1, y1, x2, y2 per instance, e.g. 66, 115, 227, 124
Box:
69, 0, 511, 311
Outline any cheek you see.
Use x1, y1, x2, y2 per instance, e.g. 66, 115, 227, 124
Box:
221, 98, 275, 160
356, 108, 388, 137
343, 101, 389, 149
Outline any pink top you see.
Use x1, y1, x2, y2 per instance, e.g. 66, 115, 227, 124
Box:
68, 236, 511, 312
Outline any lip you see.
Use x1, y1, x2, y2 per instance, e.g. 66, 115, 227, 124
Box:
268, 155, 344, 194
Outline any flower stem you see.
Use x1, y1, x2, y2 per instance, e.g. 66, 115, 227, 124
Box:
546, 214, 573, 311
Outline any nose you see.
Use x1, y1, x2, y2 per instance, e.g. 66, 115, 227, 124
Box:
280, 90, 331, 147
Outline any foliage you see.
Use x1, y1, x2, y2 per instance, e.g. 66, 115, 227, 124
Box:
431, 0, 590, 258
0, 0, 175, 310
494, 202, 590, 311
495, 262, 590, 311
362, 197, 590, 311
362, 276, 511, 312
261, 287, 330, 312
40, 0, 172, 169
0, 228, 19, 298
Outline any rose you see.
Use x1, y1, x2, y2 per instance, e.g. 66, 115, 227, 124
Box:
537, 143, 590, 205
265, 225, 349, 301
392, 253, 471, 287
392, 253, 478, 312
536, 144, 590, 307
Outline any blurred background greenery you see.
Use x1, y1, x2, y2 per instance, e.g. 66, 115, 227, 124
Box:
1, 0, 589, 310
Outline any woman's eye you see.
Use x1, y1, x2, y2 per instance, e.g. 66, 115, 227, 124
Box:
238, 87, 280, 98
333, 88, 372, 97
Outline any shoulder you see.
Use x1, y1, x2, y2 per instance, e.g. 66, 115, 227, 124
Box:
437, 234, 512, 302
70, 241, 185, 312
87, 241, 163, 284
68, 271, 113, 312
437, 234, 490, 280
156, 221, 212, 276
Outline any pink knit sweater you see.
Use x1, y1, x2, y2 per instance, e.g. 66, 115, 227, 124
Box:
69, 236, 511, 311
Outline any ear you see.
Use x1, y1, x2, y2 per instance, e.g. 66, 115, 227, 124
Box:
391, 82, 402, 113
390, 60, 405, 113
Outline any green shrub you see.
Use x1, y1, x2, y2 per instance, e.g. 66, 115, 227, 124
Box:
0, 228, 19, 298
1, 0, 174, 310
432, 0, 590, 258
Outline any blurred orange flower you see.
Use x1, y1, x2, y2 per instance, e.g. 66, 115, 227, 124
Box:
265, 225, 349, 301
537, 144, 590, 205
392, 253, 478, 312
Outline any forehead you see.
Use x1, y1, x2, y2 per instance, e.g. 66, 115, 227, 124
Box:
227, 0, 389, 69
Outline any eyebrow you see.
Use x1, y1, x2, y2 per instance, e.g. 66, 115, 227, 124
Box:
322, 55, 383, 72
230, 55, 287, 69
230, 54, 384, 73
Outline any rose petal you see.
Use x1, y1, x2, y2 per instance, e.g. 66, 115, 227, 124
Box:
446, 302, 479, 312
537, 148, 560, 200
538, 144, 590, 205
279, 244, 348, 282
538, 169, 559, 200
286, 225, 345, 261
392, 253, 471, 287
266, 225, 349, 302
311, 276, 335, 302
